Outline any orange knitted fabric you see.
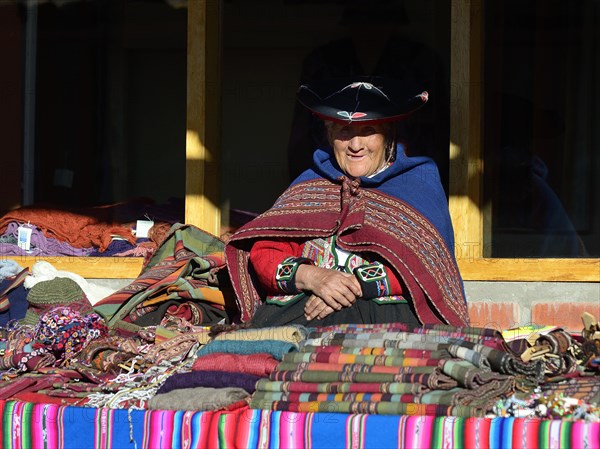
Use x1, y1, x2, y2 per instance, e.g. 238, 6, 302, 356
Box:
0, 206, 135, 252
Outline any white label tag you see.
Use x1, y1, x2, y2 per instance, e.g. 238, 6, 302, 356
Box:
17, 226, 32, 251
135, 220, 154, 238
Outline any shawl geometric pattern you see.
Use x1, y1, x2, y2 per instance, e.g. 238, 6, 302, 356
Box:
0, 400, 598, 449
226, 176, 468, 325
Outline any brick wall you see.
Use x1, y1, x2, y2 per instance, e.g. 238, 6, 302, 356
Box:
465, 281, 600, 333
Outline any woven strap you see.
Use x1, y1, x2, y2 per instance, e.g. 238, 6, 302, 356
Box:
275, 257, 314, 294
353, 263, 391, 299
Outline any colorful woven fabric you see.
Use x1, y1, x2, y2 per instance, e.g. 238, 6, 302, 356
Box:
540, 376, 600, 404
93, 224, 229, 334
269, 368, 439, 384
253, 391, 420, 404
420, 380, 518, 411
302, 332, 485, 349
32, 307, 108, 364
313, 322, 503, 338
440, 359, 515, 390
249, 398, 485, 417
250, 323, 547, 417
449, 339, 545, 382
281, 352, 444, 367
255, 379, 426, 395
0, 400, 598, 448
298, 344, 451, 359
310, 323, 507, 349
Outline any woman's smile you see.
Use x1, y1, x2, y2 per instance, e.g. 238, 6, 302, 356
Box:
330, 123, 387, 178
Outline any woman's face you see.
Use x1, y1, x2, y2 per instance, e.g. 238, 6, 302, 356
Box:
330, 122, 388, 178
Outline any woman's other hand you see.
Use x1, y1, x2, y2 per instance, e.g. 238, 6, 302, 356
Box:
295, 265, 361, 310
304, 294, 336, 321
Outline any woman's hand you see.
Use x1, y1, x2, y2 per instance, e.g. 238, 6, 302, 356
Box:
304, 294, 336, 321
295, 265, 362, 311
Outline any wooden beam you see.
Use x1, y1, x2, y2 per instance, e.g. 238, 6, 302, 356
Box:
185, 0, 221, 236
458, 258, 600, 282
3, 256, 143, 278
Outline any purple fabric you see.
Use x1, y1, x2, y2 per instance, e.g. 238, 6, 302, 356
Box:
157, 370, 261, 395
1, 222, 94, 256
89, 238, 137, 256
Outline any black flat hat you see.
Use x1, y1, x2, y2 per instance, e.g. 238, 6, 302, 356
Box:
296, 76, 428, 124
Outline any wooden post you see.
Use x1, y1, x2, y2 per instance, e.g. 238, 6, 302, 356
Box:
448, 0, 483, 261
186, 0, 221, 236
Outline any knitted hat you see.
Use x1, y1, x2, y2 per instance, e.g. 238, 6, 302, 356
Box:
21, 277, 94, 326
296, 76, 428, 124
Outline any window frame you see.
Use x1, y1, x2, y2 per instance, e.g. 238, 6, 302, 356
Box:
449, 0, 599, 282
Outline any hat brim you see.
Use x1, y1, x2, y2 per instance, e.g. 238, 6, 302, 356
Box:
297, 76, 428, 124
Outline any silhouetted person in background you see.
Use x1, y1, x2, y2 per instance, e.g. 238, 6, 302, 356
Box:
494, 93, 587, 257
287, 0, 450, 193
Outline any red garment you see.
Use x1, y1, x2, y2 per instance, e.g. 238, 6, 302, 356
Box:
226, 177, 469, 325
249, 238, 403, 295
12, 391, 87, 406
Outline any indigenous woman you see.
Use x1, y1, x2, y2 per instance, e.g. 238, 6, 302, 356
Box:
225, 77, 469, 327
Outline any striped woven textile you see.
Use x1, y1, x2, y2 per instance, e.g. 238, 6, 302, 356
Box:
93, 224, 227, 334
251, 323, 524, 416
1, 400, 598, 449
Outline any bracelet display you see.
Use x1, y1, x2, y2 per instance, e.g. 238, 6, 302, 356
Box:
275, 257, 314, 294
353, 263, 390, 299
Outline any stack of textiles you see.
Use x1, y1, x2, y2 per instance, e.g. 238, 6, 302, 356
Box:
93, 224, 232, 334
0, 199, 179, 257
147, 325, 308, 411
251, 323, 553, 417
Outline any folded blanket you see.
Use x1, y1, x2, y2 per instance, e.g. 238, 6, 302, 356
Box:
212, 325, 308, 344
255, 379, 429, 395
149, 386, 249, 411
197, 339, 297, 361
252, 391, 420, 404
192, 352, 279, 377
148, 387, 249, 411
269, 367, 438, 384
158, 370, 261, 394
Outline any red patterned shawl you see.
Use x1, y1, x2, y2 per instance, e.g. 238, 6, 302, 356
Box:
226, 177, 469, 326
